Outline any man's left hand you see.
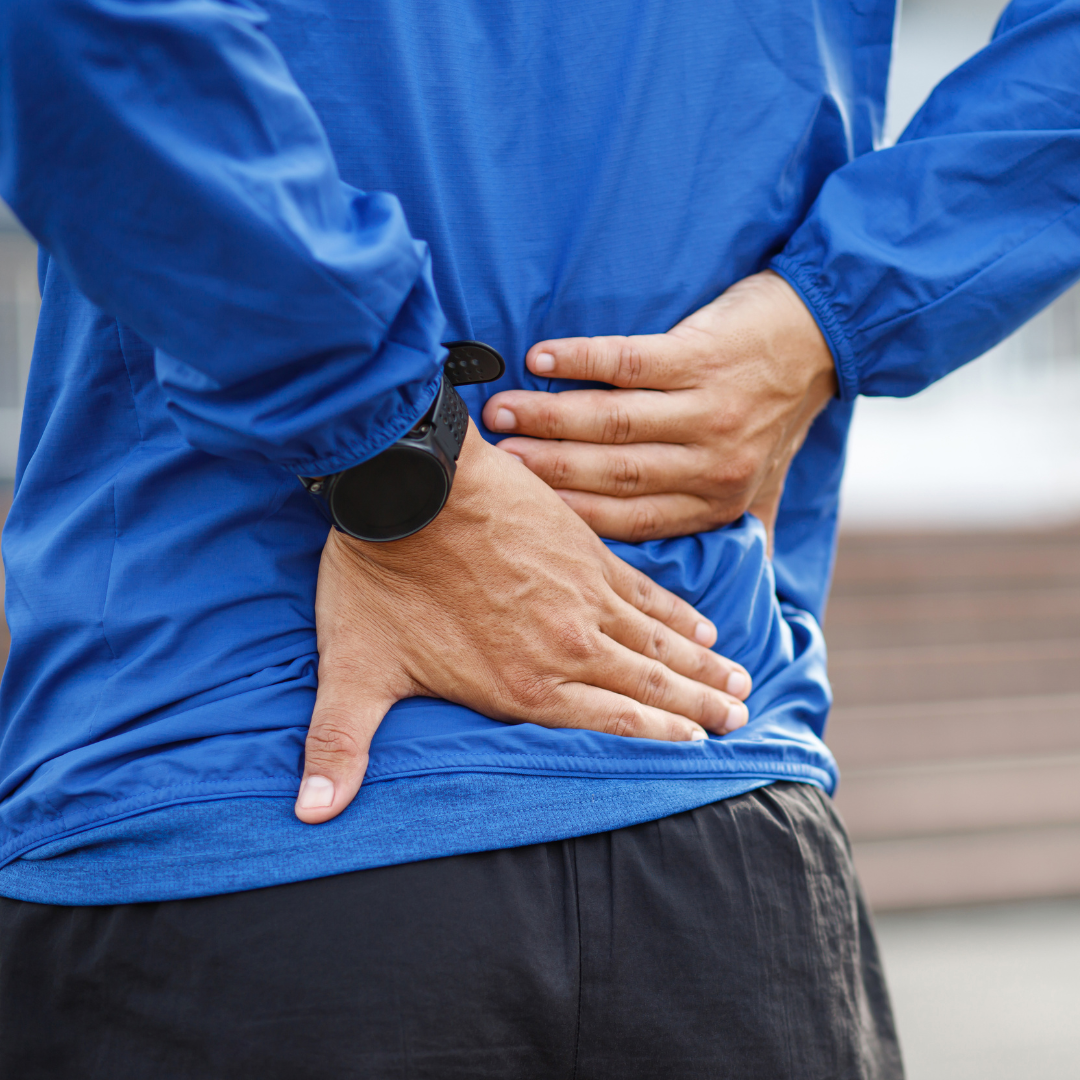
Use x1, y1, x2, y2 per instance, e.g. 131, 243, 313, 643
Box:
481, 271, 838, 546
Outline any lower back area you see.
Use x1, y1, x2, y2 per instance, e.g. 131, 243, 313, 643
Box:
0, 485, 836, 881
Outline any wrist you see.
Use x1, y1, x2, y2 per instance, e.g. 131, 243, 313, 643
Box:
307, 343, 506, 545
336, 421, 495, 563
425, 420, 500, 527
761, 270, 838, 400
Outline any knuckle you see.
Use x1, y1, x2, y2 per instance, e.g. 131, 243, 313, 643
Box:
627, 502, 664, 542
634, 660, 669, 707
701, 459, 730, 490
507, 670, 557, 711
613, 341, 644, 386
704, 411, 735, 441
549, 451, 574, 487
692, 648, 719, 683
696, 688, 718, 723
583, 338, 619, 382
647, 626, 671, 664
536, 400, 564, 436
669, 718, 697, 742
582, 341, 605, 380
702, 455, 758, 502
702, 488, 753, 525
552, 620, 601, 666
609, 454, 643, 495
628, 571, 655, 612
723, 453, 760, 491
305, 719, 362, 768
600, 403, 634, 445
604, 704, 643, 740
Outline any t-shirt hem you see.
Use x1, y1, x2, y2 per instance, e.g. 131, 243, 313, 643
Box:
0, 758, 836, 869
0, 771, 832, 905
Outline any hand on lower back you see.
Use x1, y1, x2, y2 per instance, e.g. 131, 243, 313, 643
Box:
482, 270, 838, 548
296, 422, 752, 824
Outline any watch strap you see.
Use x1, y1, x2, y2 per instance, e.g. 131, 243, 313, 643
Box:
411, 376, 469, 466
297, 341, 504, 541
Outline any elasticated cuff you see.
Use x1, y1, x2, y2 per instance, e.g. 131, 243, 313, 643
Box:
769, 256, 860, 402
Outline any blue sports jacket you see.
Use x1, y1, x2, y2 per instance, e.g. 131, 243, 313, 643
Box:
0, 0, 1077, 904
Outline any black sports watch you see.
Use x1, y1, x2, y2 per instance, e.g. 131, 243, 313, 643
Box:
298, 341, 505, 542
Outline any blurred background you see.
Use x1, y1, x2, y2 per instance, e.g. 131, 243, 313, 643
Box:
830, 1, 1080, 1077
0, 0, 1078, 1076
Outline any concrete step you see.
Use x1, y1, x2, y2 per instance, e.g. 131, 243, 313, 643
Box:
828, 637, 1080, 708
824, 586, 1080, 650
834, 753, 1080, 842
852, 824, 1080, 910
826, 693, 1080, 770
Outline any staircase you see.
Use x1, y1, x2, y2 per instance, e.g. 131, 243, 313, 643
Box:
826, 526, 1080, 910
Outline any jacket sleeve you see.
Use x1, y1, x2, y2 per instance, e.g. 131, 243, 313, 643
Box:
771, 0, 1080, 400
0, 0, 446, 473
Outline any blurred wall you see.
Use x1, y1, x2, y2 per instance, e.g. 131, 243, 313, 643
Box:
830, 0, 1080, 909
842, 0, 1080, 530
0, 203, 38, 480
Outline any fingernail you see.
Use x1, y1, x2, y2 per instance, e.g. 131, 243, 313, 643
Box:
726, 671, 751, 698
533, 352, 556, 373
689, 727, 709, 741
492, 407, 517, 431
503, 451, 525, 464
693, 621, 716, 646
724, 702, 749, 732
297, 775, 334, 809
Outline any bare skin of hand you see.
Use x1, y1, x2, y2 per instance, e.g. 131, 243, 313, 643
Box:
295, 422, 753, 824
481, 270, 838, 547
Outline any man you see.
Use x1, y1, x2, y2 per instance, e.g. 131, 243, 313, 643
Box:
0, 0, 1077, 1076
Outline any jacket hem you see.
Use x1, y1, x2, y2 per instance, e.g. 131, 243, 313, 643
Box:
0, 759, 836, 869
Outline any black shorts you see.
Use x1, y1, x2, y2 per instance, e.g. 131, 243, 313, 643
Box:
0, 782, 902, 1079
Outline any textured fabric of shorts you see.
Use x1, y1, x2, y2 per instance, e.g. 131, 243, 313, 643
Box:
0, 782, 903, 1079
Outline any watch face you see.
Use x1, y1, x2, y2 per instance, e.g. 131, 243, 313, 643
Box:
330, 445, 449, 542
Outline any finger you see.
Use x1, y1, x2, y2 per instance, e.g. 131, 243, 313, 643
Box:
600, 553, 717, 648
579, 639, 744, 734
483, 387, 696, 444
524, 333, 697, 390
564, 489, 722, 544
294, 672, 396, 825
495, 437, 709, 498
604, 599, 752, 704
587, 619, 748, 735
535, 680, 712, 743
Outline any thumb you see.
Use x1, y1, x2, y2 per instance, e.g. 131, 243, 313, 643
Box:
294, 673, 396, 825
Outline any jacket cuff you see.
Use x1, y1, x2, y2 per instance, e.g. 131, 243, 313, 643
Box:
769, 256, 860, 402
285, 367, 443, 478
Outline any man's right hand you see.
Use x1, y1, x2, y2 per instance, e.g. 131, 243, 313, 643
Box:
295, 421, 752, 824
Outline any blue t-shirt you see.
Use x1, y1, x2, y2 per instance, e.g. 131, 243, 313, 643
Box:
0, 0, 1078, 904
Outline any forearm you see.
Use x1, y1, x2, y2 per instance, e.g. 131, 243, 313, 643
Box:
1, 0, 445, 473
773, 0, 1080, 400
